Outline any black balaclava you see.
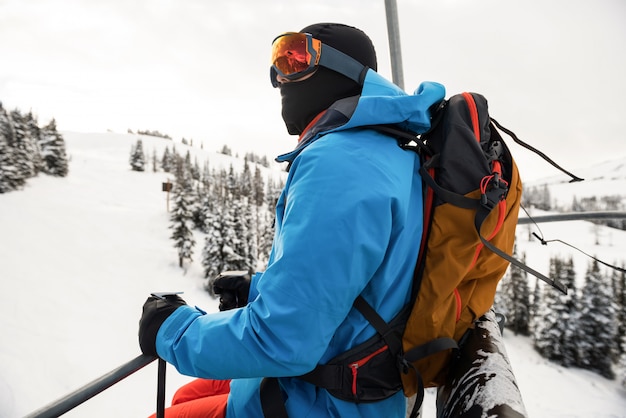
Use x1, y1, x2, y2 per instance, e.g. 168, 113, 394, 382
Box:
279, 23, 378, 135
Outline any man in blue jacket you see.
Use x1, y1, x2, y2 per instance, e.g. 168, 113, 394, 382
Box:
139, 23, 445, 417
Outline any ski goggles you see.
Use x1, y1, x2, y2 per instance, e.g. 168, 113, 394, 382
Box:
270, 32, 366, 88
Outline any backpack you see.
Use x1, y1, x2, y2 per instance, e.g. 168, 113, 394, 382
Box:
366, 93, 580, 415
260, 92, 581, 418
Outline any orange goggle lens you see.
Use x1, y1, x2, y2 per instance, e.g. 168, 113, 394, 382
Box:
271, 32, 321, 77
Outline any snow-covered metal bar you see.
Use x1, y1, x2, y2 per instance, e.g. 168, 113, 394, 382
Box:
436, 310, 528, 418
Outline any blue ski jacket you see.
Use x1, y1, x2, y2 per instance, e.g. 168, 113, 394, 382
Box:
156, 70, 446, 417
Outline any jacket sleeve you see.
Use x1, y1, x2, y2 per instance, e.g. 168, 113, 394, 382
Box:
155, 134, 404, 379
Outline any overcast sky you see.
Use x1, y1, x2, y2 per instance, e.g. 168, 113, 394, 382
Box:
1, 0, 625, 179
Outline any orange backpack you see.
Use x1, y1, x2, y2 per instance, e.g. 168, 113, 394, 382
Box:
367, 93, 577, 416
398, 92, 522, 395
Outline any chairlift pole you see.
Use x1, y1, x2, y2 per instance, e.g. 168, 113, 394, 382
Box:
384, 0, 405, 90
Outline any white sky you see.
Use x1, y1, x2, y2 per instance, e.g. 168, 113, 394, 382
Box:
1, 0, 625, 178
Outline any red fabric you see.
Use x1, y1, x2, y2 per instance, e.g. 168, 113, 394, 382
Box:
297, 110, 327, 143
148, 379, 231, 418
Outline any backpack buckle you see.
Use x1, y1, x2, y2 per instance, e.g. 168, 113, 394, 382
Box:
480, 173, 508, 210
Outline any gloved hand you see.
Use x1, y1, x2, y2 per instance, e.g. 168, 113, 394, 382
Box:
212, 271, 251, 311
138, 294, 187, 357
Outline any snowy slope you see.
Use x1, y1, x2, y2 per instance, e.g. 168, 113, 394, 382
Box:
0, 132, 625, 417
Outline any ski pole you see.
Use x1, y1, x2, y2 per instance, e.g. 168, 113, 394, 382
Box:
156, 358, 166, 418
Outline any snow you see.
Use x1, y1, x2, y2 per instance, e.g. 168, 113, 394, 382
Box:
1, 132, 625, 417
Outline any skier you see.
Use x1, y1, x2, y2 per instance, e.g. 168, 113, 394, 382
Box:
138, 22, 445, 417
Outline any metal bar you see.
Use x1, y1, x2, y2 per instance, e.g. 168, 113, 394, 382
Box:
437, 310, 528, 417
384, 0, 405, 89
24, 354, 157, 418
517, 211, 626, 225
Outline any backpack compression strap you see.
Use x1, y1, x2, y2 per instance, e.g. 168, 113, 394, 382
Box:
260, 377, 289, 418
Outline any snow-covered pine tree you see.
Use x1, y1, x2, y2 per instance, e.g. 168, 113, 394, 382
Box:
202, 200, 225, 286
169, 154, 196, 269
220, 193, 246, 272
532, 256, 579, 367
151, 148, 158, 173
532, 257, 561, 360
161, 146, 172, 172
226, 164, 238, 198
245, 201, 259, 272
191, 156, 200, 181
613, 266, 626, 360
577, 259, 616, 378
39, 119, 69, 176
169, 183, 196, 268
617, 332, 626, 389
0, 104, 25, 193
253, 165, 265, 207
528, 276, 541, 333
129, 139, 146, 171
502, 249, 530, 335
231, 197, 250, 272
24, 111, 44, 174
240, 158, 253, 199
256, 177, 282, 267
561, 257, 580, 367
10, 109, 39, 179
181, 151, 201, 230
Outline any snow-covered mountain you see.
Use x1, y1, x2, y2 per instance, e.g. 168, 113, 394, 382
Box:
523, 155, 626, 210
0, 131, 624, 418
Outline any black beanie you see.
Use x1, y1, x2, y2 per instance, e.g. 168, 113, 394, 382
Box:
279, 23, 377, 135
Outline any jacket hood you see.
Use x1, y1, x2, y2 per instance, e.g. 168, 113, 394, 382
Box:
276, 70, 446, 164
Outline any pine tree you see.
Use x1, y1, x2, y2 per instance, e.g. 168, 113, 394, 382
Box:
151, 148, 158, 172
169, 183, 196, 268
256, 178, 281, 267
161, 146, 172, 172
10, 109, 39, 179
39, 119, 69, 176
191, 156, 201, 181
0, 104, 24, 193
229, 197, 249, 271
129, 139, 146, 171
508, 251, 531, 335
25, 111, 44, 174
202, 201, 225, 285
617, 334, 626, 389
560, 257, 580, 367
613, 266, 626, 359
240, 158, 252, 199
529, 277, 542, 332
168, 152, 197, 268
577, 260, 616, 378
245, 201, 259, 271
220, 193, 245, 271
253, 165, 265, 206
532, 256, 578, 367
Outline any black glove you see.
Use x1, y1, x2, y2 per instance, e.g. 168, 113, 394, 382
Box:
212, 270, 251, 311
138, 294, 187, 357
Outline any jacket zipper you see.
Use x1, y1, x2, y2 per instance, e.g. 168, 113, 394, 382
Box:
350, 345, 389, 397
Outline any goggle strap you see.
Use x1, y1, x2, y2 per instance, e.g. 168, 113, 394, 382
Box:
318, 43, 367, 84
